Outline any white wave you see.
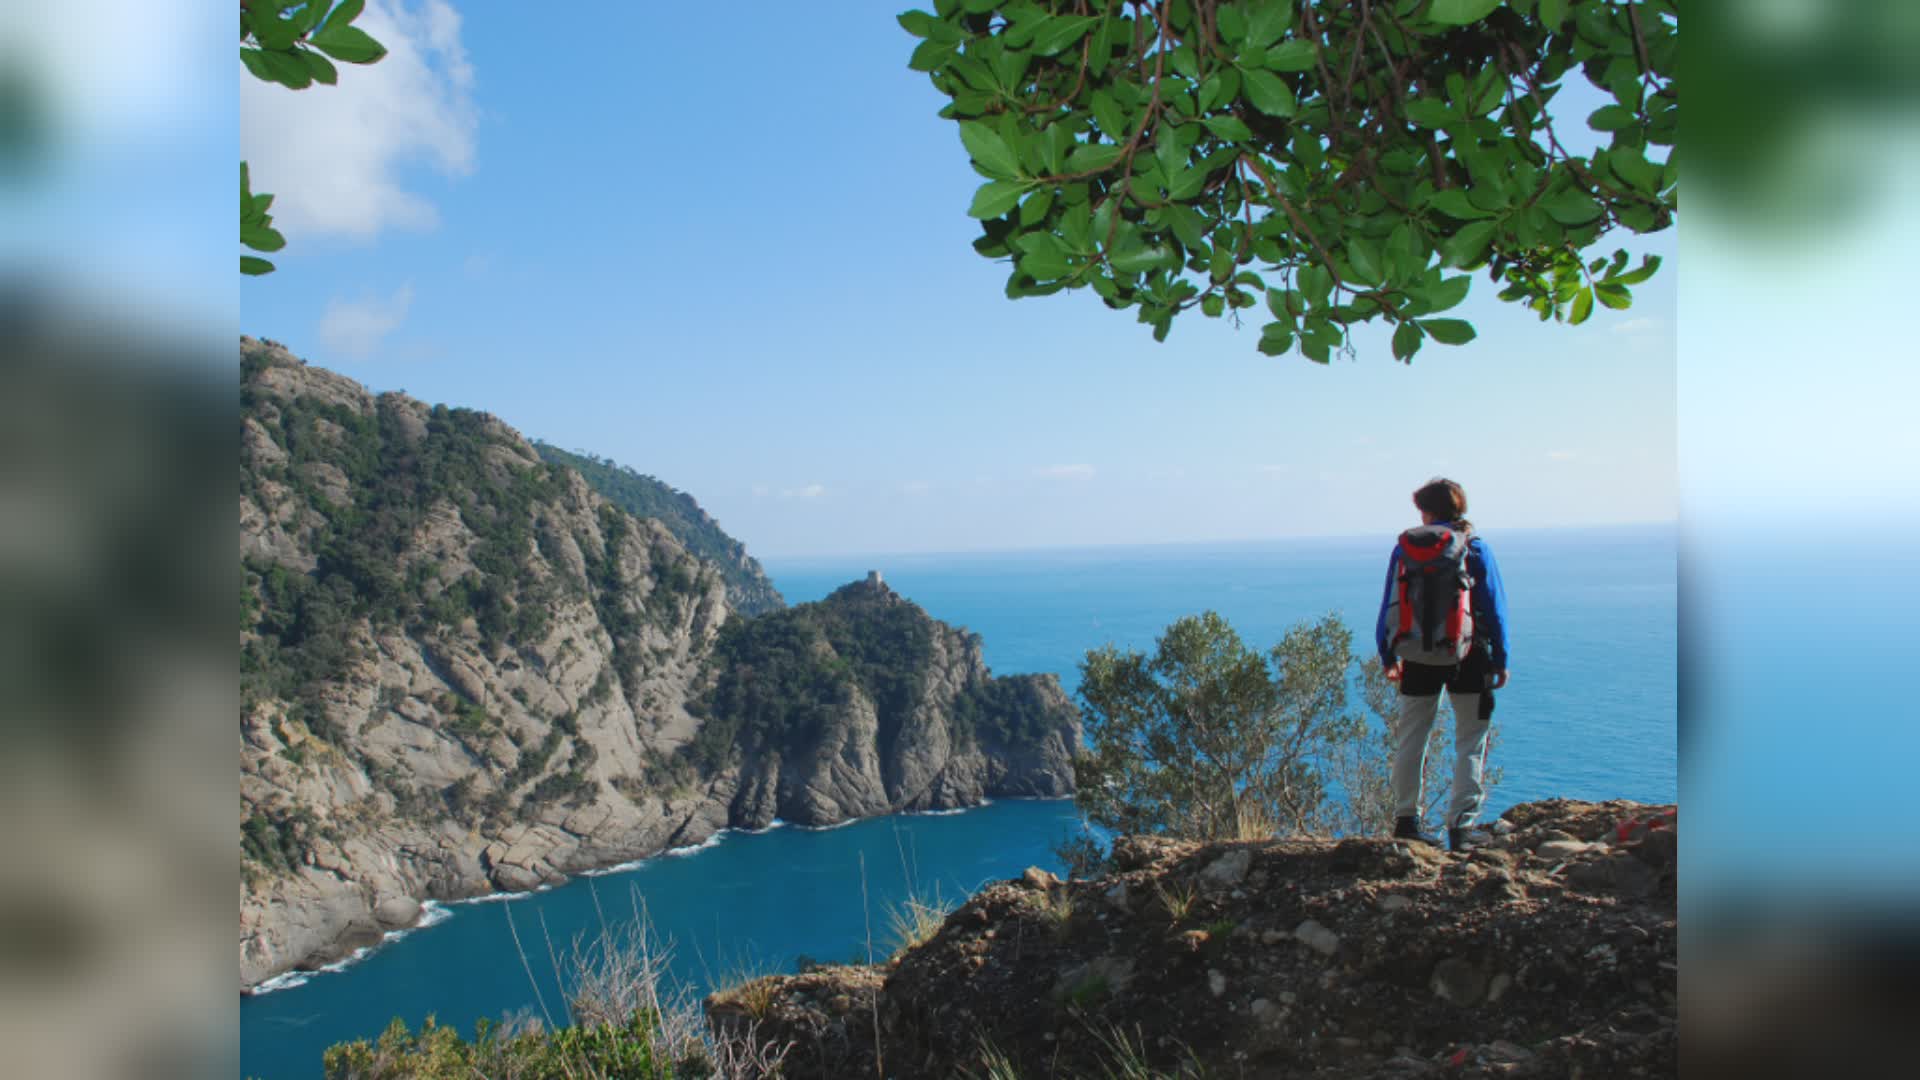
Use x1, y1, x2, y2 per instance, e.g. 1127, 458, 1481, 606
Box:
909, 807, 969, 817
415, 900, 453, 928
796, 818, 856, 831
249, 970, 311, 995
743, 818, 789, 834
666, 830, 728, 856
461, 889, 535, 904
583, 858, 650, 878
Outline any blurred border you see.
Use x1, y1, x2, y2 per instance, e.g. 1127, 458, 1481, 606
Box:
1685, 0, 1920, 1075
1, 3, 234, 1078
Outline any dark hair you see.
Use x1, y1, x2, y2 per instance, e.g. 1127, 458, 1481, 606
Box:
1412, 477, 1471, 532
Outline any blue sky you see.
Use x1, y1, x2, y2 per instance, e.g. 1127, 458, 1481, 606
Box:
241, 1, 1676, 558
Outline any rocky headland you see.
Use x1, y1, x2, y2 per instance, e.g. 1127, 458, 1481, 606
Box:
238, 338, 1079, 990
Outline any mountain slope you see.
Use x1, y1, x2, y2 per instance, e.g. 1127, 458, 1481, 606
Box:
533, 443, 783, 616
238, 338, 1078, 989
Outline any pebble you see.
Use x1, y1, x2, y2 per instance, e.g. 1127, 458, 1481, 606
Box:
1536, 839, 1593, 860
1208, 970, 1228, 997
1261, 929, 1287, 945
1249, 998, 1277, 1024
1487, 973, 1513, 1002
1377, 893, 1413, 912
1295, 920, 1341, 956
1202, 849, 1253, 888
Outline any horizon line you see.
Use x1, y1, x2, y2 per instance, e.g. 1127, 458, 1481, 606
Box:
753, 518, 1679, 565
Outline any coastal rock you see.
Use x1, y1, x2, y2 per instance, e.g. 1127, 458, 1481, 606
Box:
237, 339, 1080, 990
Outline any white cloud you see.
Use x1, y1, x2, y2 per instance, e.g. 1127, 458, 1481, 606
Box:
1034, 464, 1096, 479
1611, 316, 1666, 337
901, 480, 932, 496
1548, 450, 1576, 461
318, 283, 415, 357
241, 1, 477, 241
781, 484, 827, 499
750, 485, 770, 498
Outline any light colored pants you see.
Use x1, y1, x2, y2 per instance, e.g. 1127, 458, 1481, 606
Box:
1392, 689, 1492, 827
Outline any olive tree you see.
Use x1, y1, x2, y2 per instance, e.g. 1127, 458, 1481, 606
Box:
1075, 610, 1367, 840
1073, 610, 1502, 844
900, 0, 1676, 362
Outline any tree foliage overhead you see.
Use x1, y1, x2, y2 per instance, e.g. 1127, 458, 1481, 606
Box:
901, 0, 1676, 362
240, 1, 389, 275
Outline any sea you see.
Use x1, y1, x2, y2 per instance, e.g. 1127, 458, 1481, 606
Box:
238, 525, 1675, 1078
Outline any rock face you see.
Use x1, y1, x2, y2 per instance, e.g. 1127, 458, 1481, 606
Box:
531, 442, 786, 617
716, 799, 1678, 1079
238, 338, 1079, 990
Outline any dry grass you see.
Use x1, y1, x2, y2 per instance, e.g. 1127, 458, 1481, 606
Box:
1154, 879, 1199, 923
885, 885, 954, 959
1037, 888, 1077, 940
1233, 802, 1279, 841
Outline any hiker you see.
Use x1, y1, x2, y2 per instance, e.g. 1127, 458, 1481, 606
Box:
1375, 478, 1510, 852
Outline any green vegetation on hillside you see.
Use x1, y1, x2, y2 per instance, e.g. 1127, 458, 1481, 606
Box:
683, 581, 1064, 771
536, 443, 784, 616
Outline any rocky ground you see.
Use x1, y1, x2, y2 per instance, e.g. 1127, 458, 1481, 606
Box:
709, 799, 1677, 1079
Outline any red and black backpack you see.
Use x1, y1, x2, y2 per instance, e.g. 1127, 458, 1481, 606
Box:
1388, 523, 1476, 666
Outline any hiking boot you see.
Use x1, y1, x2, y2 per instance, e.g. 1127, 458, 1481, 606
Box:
1448, 825, 1491, 852
1393, 816, 1439, 847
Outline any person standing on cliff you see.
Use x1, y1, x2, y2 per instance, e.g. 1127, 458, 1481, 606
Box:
1374, 477, 1511, 852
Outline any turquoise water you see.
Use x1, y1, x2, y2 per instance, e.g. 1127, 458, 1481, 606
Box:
239, 526, 1675, 1077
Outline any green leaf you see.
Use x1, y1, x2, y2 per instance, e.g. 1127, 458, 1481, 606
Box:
1168, 165, 1208, 200
1609, 254, 1662, 286
968, 179, 1028, 219
1404, 98, 1455, 129
241, 255, 276, 275
1019, 187, 1054, 226
1111, 242, 1178, 274
246, 9, 301, 51
310, 23, 386, 64
240, 47, 313, 89
908, 38, 954, 71
1347, 236, 1382, 285
320, 0, 365, 34
960, 122, 1022, 178
1419, 318, 1477, 345
1262, 40, 1317, 73
1392, 321, 1424, 361
897, 9, 937, 37
1428, 0, 1504, 27
1427, 189, 1493, 220
1440, 221, 1497, 268
1594, 282, 1632, 309
1258, 323, 1296, 357
1242, 69, 1297, 117
1089, 90, 1127, 141
241, 222, 286, 253
1020, 247, 1073, 281
1568, 286, 1594, 325
1066, 142, 1123, 173
1425, 274, 1472, 312
300, 47, 339, 85
1202, 116, 1254, 142
1539, 0, 1569, 28
1032, 15, 1098, 56
1543, 188, 1602, 225
1246, 6, 1289, 50
1587, 105, 1635, 132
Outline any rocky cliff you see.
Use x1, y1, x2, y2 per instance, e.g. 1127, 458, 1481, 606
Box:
713, 799, 1678, 1078
532, 443, 785, 617
238, 338, 1078, 990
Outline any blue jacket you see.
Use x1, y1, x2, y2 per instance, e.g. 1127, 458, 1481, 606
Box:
1374, 531, 1510, 671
